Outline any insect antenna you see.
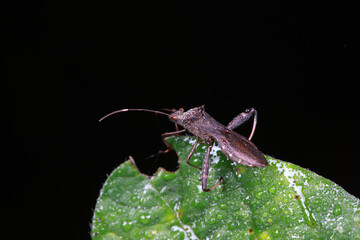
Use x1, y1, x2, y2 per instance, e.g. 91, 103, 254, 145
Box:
160, 108, 177, 113
99, 108, 170, 122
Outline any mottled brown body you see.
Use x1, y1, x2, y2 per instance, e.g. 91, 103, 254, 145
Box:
169, 106, 267, 168
168, 105, 267, 191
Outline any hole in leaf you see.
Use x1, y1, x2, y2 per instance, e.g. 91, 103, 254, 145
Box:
135, 149, 179, 175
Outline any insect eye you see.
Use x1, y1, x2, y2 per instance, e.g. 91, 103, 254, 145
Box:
171, 115, 177, 120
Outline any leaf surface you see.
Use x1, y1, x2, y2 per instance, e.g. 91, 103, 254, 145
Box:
92, 136, 360, 239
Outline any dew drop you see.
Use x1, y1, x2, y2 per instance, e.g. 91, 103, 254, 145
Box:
228, 221, 238, 230
208, 217, 216, 225
217, 214, 224, 220
283, 198, 288, 203
121, 220, 134, 232
333, 204, 342, 216
272, 228, 280, 237
263, 212, 268, 217
267, 218, 273, 223
131, 194, 139, 202
255, 191, 264, 200
139, 213, 151, 225
284, 210, 289, 215
116, 208, 123, 215
316, 207, 321, 212
161, 172, 176, 181
219, 203, 227, 210
269, 207, 277, 215
269, 186, 276, 194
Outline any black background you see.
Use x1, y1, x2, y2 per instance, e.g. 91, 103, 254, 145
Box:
2, 1, 358, 239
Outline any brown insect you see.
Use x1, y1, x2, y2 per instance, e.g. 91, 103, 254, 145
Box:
99, 105, 267, 192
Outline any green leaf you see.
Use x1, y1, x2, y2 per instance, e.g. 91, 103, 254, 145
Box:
92, 136, 360, 239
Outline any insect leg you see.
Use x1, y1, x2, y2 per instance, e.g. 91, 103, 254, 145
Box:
160, 129, 186, 153
226, 108, 258, 140
201, 141, 225, 192
186, 137, 202, 170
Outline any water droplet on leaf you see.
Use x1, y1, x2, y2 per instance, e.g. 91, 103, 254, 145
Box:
161, 172, 176, 181
208, 217, 216, 225
121, 220, 134, 232
272, 228, 280, 237
269, 186, 276, 194
334, 204, 342, 216
269, 207, 277, 214
256, 191, 264, 199
139, 213, 151, 225
131, 194, 139, 202
218, 203, 227, 210
228, 221, 238, 230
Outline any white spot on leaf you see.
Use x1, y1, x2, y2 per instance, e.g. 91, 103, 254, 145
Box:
171, 225, 199, 240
